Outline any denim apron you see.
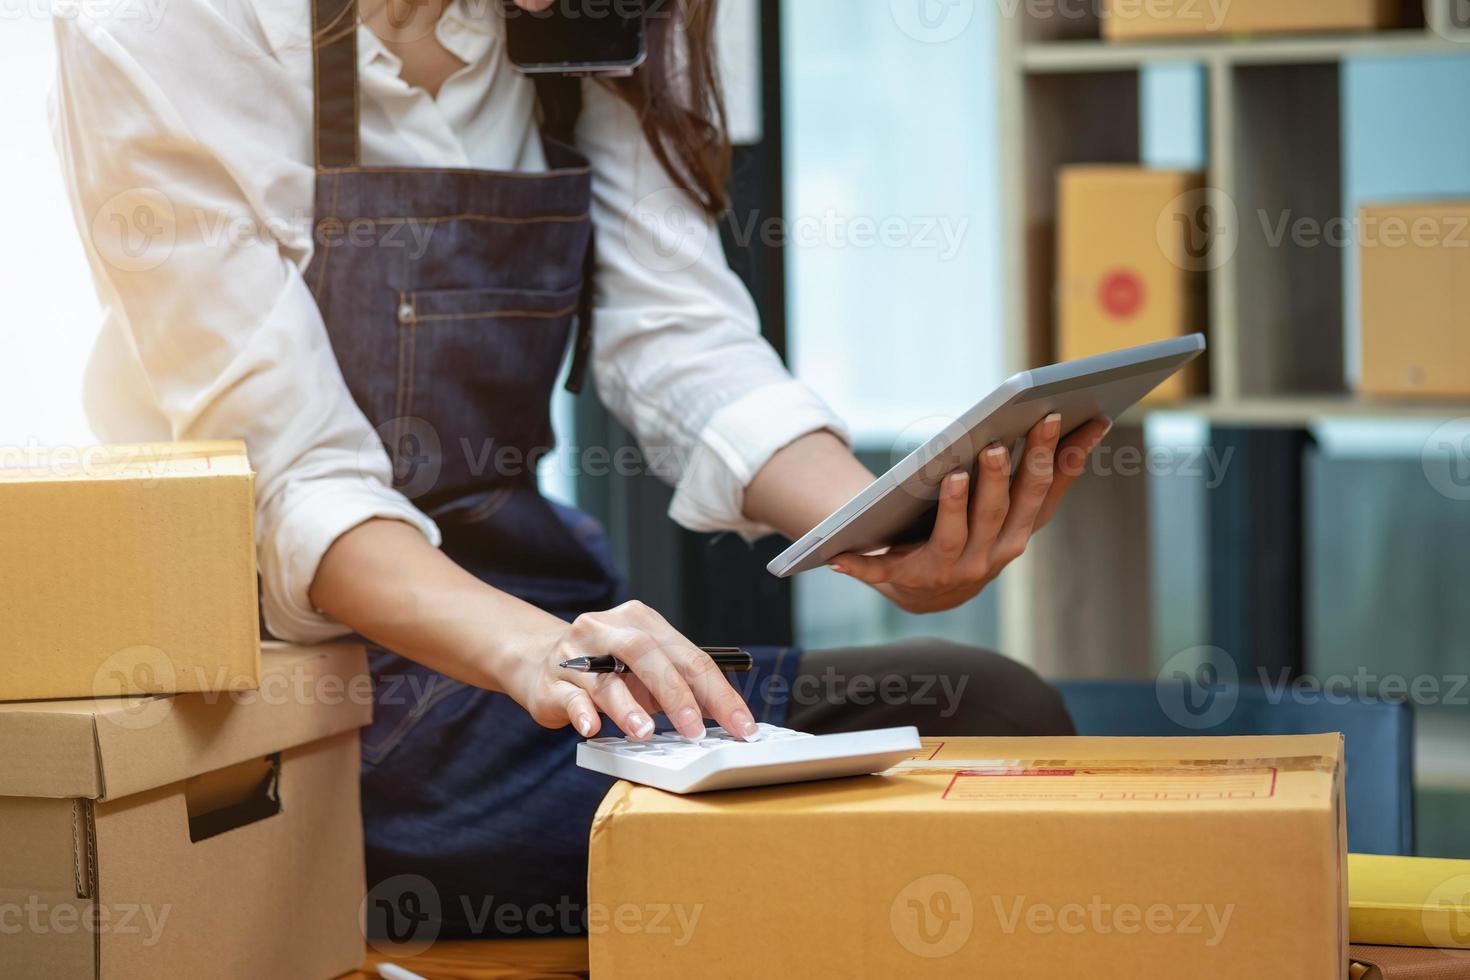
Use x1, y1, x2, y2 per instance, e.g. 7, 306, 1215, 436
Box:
305, 0, 801, 937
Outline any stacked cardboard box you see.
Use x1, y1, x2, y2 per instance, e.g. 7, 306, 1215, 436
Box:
0, 443, 370, 980
590, 734, 1347, 977
1358, 202, 1470, 399
1057, 166, 1208, 402
1102, 0, 1400, 41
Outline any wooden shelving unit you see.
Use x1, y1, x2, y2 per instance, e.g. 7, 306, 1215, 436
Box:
995, 0, 1470, 673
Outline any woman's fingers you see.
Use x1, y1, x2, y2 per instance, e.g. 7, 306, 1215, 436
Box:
1035, 418, 1111, 530
571, 671, 654, 740
958, 443, 1011, 575
553, 680, 602, 738
570, 611, 703, 739
991, 414, 1060, 563
926, 471, 972, 567
633, 605, 759, 740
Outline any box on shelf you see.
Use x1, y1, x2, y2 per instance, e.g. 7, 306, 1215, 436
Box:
1101, 0, 1401, 40
1349, 853, 1470, 950
0, 440, 260, 702
590, 734, 1346, 978
0, 644, 372, 980
1358, 202, 1470, 399
1057, 166, 1208, 402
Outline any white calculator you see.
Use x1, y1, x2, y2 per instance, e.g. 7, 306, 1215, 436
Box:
575, 723, 921, 794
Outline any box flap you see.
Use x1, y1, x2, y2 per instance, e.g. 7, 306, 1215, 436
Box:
0, 643, 372, 800
0, 440, 250, 484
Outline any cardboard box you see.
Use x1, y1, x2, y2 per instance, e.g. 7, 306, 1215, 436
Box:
1057, 166, 1207, 402
1102, 0, 1399, 40
0, 441, 260, 701
0, 643, 372, 980
1358, 202, 1470, 399
590, 734, 1346, 978
1349, 853, 1470, 950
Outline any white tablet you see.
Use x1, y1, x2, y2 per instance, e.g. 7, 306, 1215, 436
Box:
767, 334, 1206, 578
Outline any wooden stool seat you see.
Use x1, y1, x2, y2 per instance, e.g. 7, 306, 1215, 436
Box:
349, 938, 589, 979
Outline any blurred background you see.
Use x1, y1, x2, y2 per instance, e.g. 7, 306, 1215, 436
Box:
3, 1, 1468, 854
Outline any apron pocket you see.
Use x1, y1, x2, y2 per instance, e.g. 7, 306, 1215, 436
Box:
391, 283, 581, 500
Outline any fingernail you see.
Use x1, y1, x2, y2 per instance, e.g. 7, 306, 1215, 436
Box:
575, 713, 595, 737
827, 562, 848, 575
731, 709, 758, 741
1101, 418, 1115, 437
674, 705, 703, 736
948, 472, 969, 496
985, 445, 1007, 469
627, 711, 654, 739
1044, 413, 1062, 437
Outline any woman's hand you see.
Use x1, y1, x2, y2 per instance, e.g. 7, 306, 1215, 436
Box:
827, 415, 1112, 614
502, 600, 760, 743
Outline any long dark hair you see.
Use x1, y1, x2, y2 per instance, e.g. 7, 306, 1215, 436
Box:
342, 0, 732, 214
603, 0, 731, 214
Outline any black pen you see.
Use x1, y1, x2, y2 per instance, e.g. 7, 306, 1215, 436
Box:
559, 647, 754, 674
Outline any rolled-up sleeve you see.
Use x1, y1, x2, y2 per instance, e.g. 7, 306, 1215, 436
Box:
577, 80, 850, 540
52, 12, 439, 642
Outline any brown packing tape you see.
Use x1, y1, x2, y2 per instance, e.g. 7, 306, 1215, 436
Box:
887, 755, 1342, 775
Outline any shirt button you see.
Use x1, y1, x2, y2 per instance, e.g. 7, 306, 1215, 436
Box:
397, 302, 415, 325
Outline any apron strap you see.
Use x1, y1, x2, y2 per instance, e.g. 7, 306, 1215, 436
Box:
564, 226, 596, 394
311, 0, 361, 169
534, 74, 595, 395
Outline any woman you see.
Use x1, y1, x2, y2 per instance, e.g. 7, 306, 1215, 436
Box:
53, 0, 1108, 937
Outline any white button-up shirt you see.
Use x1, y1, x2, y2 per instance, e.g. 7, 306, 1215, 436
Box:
51, 0, 845, 642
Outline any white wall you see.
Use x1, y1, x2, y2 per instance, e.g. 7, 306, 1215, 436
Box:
0, 16, 102, 451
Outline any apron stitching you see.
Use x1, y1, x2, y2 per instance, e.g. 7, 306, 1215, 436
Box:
327, 165, 592, 179
313, 173, 341, 297
411, 304, 580, 324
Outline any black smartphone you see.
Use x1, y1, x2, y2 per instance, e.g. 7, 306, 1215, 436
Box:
501, 0, 647, 76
